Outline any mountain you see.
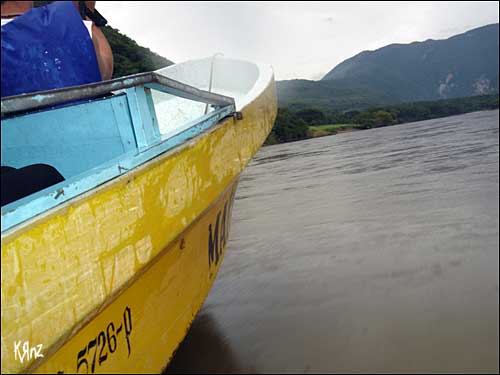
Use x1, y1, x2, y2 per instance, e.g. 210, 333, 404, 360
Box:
276, 78, 394, 112
278, 23, 499, 111
101, 26, 174, 78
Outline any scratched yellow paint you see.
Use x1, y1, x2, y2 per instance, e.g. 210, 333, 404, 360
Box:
1, 79, 276, 374
32, 181, 238, 374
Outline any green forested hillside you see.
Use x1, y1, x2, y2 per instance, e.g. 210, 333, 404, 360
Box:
277, 79, 393, 112
100, 26, 173, 78
323, 24, 499, 100
279, 24, 499, 111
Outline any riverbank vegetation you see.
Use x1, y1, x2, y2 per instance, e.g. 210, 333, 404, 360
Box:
266, 94, 499, 144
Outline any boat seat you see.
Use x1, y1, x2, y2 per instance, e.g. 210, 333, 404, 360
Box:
0, 164, 65, 206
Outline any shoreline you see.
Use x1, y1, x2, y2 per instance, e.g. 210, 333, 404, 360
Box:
308, 126, 361, 138
264, 108, 499, 146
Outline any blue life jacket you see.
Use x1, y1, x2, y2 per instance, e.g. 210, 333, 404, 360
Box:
1, 1, 102, 98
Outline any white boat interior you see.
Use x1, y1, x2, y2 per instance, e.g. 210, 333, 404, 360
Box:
153, 56, 274, 138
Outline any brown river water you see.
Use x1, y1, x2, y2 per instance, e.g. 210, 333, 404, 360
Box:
166, 110, 499, 373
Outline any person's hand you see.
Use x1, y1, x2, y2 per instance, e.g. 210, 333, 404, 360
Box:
84, 1, 96, 12
72, 1, 113, 80
72, 1, 97, 21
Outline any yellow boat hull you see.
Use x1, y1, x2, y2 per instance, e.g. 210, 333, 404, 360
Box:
33, 180, 238, 374
1, 74, 276, 373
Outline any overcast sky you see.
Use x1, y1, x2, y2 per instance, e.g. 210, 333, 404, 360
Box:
98, 1, 499, 81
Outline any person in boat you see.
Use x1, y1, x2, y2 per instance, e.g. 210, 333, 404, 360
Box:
1, 0, 114, 95
73, 0, 114, 81
1, 1, 113, 206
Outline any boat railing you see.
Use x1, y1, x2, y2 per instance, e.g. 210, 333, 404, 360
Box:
1, 72, 239, 232
0, 71, 235, 117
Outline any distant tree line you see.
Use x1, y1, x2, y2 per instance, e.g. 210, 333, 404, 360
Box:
266, 94, 499, 144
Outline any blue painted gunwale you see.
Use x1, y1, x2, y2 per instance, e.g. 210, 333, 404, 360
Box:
1, 84, 236, 233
